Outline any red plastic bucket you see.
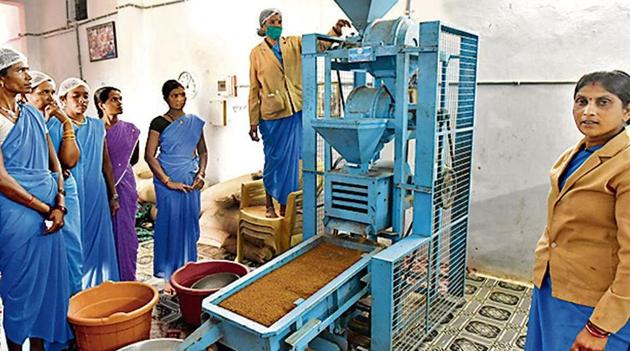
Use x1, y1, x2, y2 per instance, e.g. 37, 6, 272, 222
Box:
170, 260, 248, 325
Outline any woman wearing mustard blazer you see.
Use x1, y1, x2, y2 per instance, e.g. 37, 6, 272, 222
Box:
247, 8, 349, 218
526, 71, 630, 351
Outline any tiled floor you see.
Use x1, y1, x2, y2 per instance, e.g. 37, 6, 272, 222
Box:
0, 240, 533, 350
138, 241, 533, 350
417, 274, 530, 351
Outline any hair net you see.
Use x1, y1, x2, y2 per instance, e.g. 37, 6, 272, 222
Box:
30, 71, 56, 90
257, 8, 282, 37
0, 47, 27, 72
58, 77, 89, 97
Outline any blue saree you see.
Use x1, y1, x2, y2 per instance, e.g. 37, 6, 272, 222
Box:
49, 117, 119, 288
526, 145, 630, 350
526, 274, 630, 350
258, 110, 302, 205
0, 104, 73, 347
47, 118, 83, 295
153, 114, 204, 280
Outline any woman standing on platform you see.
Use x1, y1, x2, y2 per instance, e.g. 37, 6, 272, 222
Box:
26, 71, 84, 295
0, 47, 72, 351
57, 77, 120, 288
248, 8, 349, 218
145, 79, 207, 291
526, 71, 630, 350
95, 86, 140, 281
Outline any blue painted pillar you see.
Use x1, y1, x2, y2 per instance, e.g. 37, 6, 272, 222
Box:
302, 34, 319, 239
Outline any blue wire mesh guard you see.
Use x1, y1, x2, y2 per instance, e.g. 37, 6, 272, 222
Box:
371, 23, 478, 350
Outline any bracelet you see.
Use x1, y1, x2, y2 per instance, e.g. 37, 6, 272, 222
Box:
58, 188, 66, 196
111, 193, 120, 201
585, 321, 610, 339
62, 135, 76, 141
54, 204, 68, 215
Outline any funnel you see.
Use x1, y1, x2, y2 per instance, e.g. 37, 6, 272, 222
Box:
334, 0, 399, 33
312, 118, 388, 165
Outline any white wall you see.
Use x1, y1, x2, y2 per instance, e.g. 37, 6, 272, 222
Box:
13, 0, 403, 184
0, 1, 26, 52
10, 0, 630, 281
410, 0, 630, 281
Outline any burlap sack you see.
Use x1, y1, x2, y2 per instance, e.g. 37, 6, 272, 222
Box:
133, 161, 153, 179
136, 178, 156, 203
222, 237, 274, 264
200, 173, 255, 212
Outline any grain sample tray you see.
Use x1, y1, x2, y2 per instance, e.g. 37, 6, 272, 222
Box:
198, 235, 379, 351
219, 243, 363, 326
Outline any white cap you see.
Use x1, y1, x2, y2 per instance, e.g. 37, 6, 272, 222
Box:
30, 71, 56, 90
58, 77, 89, 97
0, 47, 27, 72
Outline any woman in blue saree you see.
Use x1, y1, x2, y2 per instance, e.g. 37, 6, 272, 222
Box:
145, 79, 207, 291
248, 8, 349, 217
0, 47, 72, 351
56, 77, 120, 288
26, 71, 84, 295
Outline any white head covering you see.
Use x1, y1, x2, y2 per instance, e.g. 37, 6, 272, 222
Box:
58, 77, 89, 97
257, 8, 282, 36
30, 71, 56, 90
0, 47, 27, 72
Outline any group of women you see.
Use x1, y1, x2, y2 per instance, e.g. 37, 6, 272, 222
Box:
0, 46, 206, 350
0, 6, 629, 351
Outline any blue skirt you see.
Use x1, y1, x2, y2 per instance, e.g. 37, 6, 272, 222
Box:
258, 111, 302, 205
526, 274, 630, 350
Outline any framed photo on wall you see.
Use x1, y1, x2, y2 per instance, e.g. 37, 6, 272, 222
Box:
86, 21, 117, 62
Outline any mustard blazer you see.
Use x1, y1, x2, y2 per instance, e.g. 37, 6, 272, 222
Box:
248, 31, 336, 126
533, 129, 630, 333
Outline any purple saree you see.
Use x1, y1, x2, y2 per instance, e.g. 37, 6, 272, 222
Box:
106, 120, 140, 281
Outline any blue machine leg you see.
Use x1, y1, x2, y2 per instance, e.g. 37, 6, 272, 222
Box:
178, 319, 222, 351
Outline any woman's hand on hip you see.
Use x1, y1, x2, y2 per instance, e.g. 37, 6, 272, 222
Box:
192, 175, 205, 190
570, 328, 608, 351
249, 124, 260, 142
167, 180, 193, 193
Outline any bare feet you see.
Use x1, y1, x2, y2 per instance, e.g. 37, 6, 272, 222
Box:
265, 206, 278, 218
163, 280, 176, 295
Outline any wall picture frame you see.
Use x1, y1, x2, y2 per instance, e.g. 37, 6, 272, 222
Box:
86, 21, 117, 62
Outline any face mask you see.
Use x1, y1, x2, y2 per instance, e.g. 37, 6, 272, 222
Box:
266, 26, 282, 41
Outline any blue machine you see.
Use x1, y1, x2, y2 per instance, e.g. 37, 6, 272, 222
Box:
180, 0, 478, 350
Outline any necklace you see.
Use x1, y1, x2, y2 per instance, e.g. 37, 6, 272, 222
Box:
0, 105, 19, 123
165, 112, 185, 125
70, 116, 86, 126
